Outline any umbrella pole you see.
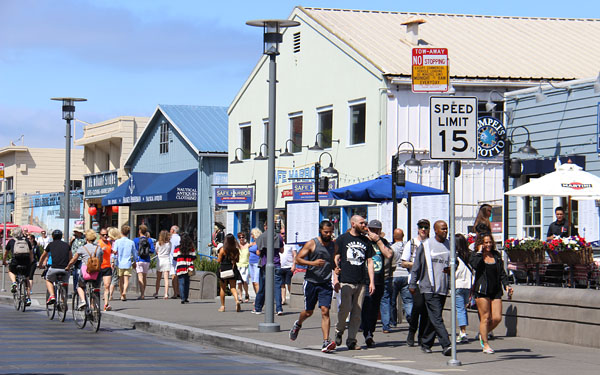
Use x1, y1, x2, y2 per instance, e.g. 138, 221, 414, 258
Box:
568, 196, 572, 236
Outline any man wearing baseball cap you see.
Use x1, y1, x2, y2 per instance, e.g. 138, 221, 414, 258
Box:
359, 219, 393, 348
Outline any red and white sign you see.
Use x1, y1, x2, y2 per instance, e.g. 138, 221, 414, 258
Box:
412, 48, 449, 93
0, 163, 4, 181
281, 189, 293, 198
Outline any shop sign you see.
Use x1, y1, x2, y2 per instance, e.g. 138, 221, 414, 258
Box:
281, 189, 293, 198
477, 116, 505, 158
85, 170, 118, 198
215, 187, 254, 204
292, 180, 336, 201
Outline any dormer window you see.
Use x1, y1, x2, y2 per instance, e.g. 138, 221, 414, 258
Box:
160, 121, 169, 154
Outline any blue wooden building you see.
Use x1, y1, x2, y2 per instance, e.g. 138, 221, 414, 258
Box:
103, 104, 228, 255
505, 77, 600, 243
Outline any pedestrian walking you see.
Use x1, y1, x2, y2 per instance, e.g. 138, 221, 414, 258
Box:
113, 225, 137, 301
386, 228, 413, 331
107, 227, 120, 302
253, 223, 283, 315
408, 220, 452, 356
402, 219, 430, 347
169, 225, 181, 299
333, 215, 375, 351
97, 227, 114, 311
217, 233, 241, 311
470, 232, 513, 354
454, 233, 473, 343
236, 232, 250, 303
474, 204, 492, 234
360, 220, 393, 348
134, 224, 155, 299
248, 228, 261, 296
154, 230, 172, 299
380, 227, 405, 333
69, 226, 86, 293
279, 235, 297, 305
289, 220, 338, 353
173, 232, 196, 304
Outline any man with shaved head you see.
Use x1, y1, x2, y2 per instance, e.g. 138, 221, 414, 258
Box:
333, 215, 376, 350
408, 220, 452, 356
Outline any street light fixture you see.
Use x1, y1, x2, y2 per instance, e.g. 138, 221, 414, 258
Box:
279, 139, 296, 157
314, 152, 338, 203
51, 97, 86, 238
391, 141, 421, 230
485, 90, 504, 112
254, 143, 273, 161
247, 18, 300, 333
230, 148, 245, 164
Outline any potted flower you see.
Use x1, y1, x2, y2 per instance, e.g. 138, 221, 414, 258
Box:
546, 235, 592, 265
504, 237, 546, 264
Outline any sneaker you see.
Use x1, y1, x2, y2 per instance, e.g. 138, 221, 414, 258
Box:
104, 304, 112, 311
321, 339, 336, 353
347, 341, 361, 350
47, 295, 56, 305
457, 333, 468, 343
289, 320, 301, 341
25, 298, 31, 307
365, 334, 375, 348
276, 311, 283, 316
78, 301, 87, 310
10, 282, 17, 294
334, 330, 343, 346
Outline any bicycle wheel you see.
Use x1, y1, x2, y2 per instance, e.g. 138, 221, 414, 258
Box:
72, 292, 86, 329
46, 290, 56, 320
89, 291, 101, 332
13, 281, 21, 311
57, 285, 68, 322
19, 280, 27, 312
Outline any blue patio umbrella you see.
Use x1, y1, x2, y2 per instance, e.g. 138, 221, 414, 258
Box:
330, 174, 443, 202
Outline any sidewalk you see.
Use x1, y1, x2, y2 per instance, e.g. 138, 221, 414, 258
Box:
2, 282, 599, 375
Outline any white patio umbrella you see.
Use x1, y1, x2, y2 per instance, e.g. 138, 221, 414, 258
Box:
505, 162, 600, 199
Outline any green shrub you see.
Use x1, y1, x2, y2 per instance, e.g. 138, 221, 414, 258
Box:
194, 256, 220, 274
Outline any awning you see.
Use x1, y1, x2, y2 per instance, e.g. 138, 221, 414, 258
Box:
330, 174, 444, 202
102, 169, 198, 206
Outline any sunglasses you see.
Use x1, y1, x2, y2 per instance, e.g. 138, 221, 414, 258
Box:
100, 233, 108, 236
418, 226, 430, 230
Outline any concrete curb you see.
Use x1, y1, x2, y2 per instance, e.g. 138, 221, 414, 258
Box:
101, 310, 435, 375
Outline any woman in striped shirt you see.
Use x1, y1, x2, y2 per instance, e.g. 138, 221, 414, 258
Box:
173, 233, 196, 304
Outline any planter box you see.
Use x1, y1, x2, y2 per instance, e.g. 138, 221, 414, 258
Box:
506, 247, 545, 264
546, 247, 593, 265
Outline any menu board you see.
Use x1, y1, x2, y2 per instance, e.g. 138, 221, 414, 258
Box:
285, 201, 320, 244
410, 194, 449, 238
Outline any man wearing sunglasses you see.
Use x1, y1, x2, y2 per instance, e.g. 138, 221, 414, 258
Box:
401, 219, 430, 348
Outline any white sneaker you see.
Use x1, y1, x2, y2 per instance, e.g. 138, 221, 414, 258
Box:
78, 301, 87, 310
457, 333, 468, 343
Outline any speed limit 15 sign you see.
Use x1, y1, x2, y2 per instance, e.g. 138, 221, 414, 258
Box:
430, 96, 478, 160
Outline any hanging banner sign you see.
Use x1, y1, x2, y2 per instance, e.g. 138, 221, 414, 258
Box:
292, 180, 337, 201
215, 187, 254, 204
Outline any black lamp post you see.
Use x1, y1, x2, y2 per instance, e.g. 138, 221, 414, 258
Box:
314, 152, 338, 203
254, 143, 270, 160
51, 97, 87, 238
391, 141, 421, 231
503, 125, 538, 242
246, 18, 300, 333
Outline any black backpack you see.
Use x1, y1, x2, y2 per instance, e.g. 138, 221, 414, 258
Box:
138, 237, 151, 258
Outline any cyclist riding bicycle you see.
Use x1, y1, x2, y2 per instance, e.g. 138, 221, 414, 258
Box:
38, 230, 72, 305
2, 227, 34, 306
66, 229, 103, 310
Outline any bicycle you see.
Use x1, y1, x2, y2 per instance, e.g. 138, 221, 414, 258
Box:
72, 279, 102, 332
45, 270, 69, 322
12, 265, 29, 312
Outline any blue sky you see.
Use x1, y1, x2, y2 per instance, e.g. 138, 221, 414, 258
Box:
0, 0, 597, 148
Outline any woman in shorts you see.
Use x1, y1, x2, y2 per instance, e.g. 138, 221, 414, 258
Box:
247, 228, 262, 296
154, 230, 172, 299
236, 232, 250, 303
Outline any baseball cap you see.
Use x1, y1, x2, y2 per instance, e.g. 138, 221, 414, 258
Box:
367, 219, 382, 229
417, 219, 430, 227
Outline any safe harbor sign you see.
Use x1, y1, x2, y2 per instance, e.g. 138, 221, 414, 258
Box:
215, 187, 254, 204
412, 48, 449, 93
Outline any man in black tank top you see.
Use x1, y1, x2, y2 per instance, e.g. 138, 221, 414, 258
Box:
289, 221, 338, 353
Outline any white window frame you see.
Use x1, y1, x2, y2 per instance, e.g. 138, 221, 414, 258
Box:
159, 121, 169, 154
317, 105, 333, 150
262, 118, 268, 145
518, 195, 543, 238
239, 122, 251, 160
348, 99, 366, 147
289, 111, 303, 153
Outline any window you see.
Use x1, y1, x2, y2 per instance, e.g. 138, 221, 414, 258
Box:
70, 180, 82, 190
478, 101, 504, 121
523, 196, 542, 238
6, 176, 13, 191
240, 124, 251, 160
349, 102, 366, 145
290, 114, 303, 153
293, 32, 301, 53
318, 109, 333, 149
159, 122, 169, 154
262, 119, 268, 145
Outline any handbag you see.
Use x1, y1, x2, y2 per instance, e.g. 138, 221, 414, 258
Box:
220, 269, 235, 279
81, 264, 99, 281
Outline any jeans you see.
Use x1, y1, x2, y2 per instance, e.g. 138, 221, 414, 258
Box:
408, 286, 428, 343
421, 293, 451, 349
455, 288, 470, 327
254, 266, 283, 313
380, 278, 394, 331
381, 276, 412, 330
178, 274, 190, 302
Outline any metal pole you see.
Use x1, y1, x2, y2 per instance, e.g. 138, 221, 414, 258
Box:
391, 155, 398, 230
448, 161, 461, 366
259, 53, 279, 332
64, 118, 71, 239
503, 140, 510, 272
314, 162, 320, 203
2, 179, 6, 291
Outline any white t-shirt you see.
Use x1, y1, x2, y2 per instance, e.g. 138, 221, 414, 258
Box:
401, 237, 424, 283
391, 241, 408, 277
280, 244, 298, 269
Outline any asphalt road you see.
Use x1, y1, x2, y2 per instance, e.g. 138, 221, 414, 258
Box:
0, 304, 329, 375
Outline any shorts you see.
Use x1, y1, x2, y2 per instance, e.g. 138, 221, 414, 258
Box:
157, 256, 171, 273
475, 288, 503, 300
111, 267, 119, 285
100, 267, 113, 277
248, 263, 260, 283
118, 267, 133, 277
9, 257, 30, 276
28, 262, 37, 280
136, 261, 150, 274
279, 267, 293, 285
303, 280, 333, 311
46, 268, 68, 283
236, 266, 249, 283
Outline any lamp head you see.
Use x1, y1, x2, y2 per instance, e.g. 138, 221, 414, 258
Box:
518, 139, 538, 155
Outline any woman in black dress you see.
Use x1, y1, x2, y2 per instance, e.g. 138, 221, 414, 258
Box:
217, 234, 242, 312
470, 233, 513, 354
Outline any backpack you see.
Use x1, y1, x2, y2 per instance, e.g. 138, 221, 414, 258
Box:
13, 238, 30, 256
138, 237, 151, 258
85, 246, 101, 273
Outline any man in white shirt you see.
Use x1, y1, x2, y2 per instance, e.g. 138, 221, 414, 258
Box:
39, 230, 51, 249
169, 225, 181, 299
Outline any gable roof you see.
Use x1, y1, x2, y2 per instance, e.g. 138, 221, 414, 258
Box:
300, 7, 600, 81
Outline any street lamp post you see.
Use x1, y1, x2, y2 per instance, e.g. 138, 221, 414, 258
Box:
314, 152, 338, 203
51, 97, 86, 238
246, 19, 299, 333
391, 142, 421, 231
